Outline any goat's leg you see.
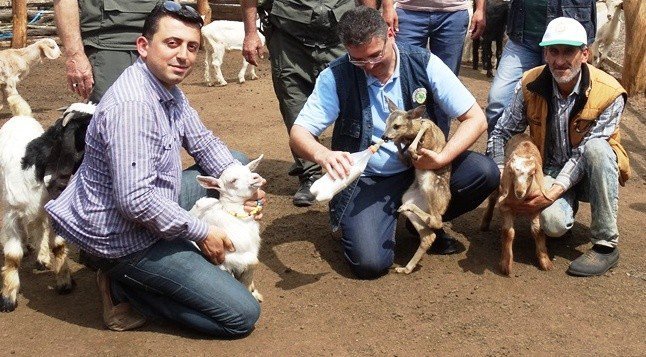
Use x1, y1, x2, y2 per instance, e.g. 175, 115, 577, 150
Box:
238, 58, 249, 84
472, 37, 480, 70
531, 214, 553, 271
398, 202, 442, 229
29, 218, 51, 271
47, 224, 74, 294
1, 212, 25, 312
204, 44, 213, 86
4, 79, 31, 117
499, 209, 515, 276
212, 43, 227, 86
0, 84, 5, 111
238, 265, 263, 302
407, 121, 432, 161
479, 189, 499, 231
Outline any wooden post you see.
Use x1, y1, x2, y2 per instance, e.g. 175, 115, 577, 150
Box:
11, 0, 27, 48
621, 0, 646, 96
197, 0, 212, 25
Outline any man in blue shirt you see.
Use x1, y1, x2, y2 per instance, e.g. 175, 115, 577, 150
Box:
46, 4, 263, 336
290, 6, 499, 279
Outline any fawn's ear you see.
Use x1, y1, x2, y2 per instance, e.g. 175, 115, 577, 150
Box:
196, 175, 223, 191
246, 154, 264, 172
410, 105, 426, 119
385, 96, 399, 113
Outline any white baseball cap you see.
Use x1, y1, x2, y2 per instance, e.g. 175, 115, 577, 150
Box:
539, 17, 588, 47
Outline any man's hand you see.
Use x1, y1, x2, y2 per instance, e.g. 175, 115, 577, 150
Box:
243, 187, 267, 220
198, 226, 235, 265
314, 149, 354, 180
242, 32, 266, 66
504, 184, 563, 215
382, 5, 399, 33
412, 148, 450, 170
65, 52, 94, 100
469, 8, 486, 39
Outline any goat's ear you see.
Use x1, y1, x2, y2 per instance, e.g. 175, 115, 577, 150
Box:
196, 175, 222, 190
246, 154, 263, 172
385, 97, 398, 113
40, 39, 61, 60
498, 163, 511, 203
410, 105, 426, 119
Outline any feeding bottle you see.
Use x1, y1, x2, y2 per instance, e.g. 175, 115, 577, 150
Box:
309, 140, 384, 202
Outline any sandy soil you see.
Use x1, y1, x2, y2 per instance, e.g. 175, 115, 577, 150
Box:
0, 51, 644, 356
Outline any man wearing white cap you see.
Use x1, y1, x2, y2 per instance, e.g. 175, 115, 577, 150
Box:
486, 17, 630, 277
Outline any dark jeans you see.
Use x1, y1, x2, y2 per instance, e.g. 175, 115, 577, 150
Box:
339, 151, 499, 279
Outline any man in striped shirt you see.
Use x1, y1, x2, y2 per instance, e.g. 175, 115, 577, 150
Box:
45, 3, 263, 336
487, 18, 629, 277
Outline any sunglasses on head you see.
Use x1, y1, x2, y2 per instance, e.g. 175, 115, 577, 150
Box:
159, 1, 204, 27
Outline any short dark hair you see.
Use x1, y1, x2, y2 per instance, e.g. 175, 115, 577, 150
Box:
142, 1, 204, 40
337, 6, 388, 47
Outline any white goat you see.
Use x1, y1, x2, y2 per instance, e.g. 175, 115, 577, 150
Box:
0, 102, 95, 312
0, 38, 61, 116
201, 20, 265, 86
590, 0, 623, 68
189, 155, 265, 302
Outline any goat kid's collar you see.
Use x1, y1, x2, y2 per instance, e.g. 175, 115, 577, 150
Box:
227, 205, 262, 219
526, 63, 591, 122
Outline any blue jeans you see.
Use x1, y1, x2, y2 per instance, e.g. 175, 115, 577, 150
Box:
106, 239, 260, 337
540, 139, 619, 247
485, 37, 544, 134
395, 8, 469, 75
339, 151, 499, 279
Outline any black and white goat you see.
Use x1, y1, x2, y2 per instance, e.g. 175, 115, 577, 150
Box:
0, 102, 95, 312
0, 38, 61, 116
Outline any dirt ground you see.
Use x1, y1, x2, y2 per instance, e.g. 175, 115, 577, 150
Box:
0, 51, 644, 356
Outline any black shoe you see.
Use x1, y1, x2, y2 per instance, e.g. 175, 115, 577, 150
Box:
567, 245, 619, 277
293, 178, 316, 207
429, 229, 461, 255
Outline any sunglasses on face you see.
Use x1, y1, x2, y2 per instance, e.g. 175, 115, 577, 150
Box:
348, 38, 388, 66
159, 1, 204, 27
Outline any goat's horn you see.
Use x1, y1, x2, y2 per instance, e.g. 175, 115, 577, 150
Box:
62, 112, 75, 127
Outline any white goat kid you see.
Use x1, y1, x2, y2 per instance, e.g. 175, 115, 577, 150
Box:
189, 155, 265, 302
0, 103, 95, 312
201, 20, 265, 86
590, 0, 624, 68
0, 38, 61, 116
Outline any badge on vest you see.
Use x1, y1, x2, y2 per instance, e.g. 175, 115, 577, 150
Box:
412, 88, 427, 105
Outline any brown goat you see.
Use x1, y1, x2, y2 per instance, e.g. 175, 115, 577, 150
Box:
0, 38, 61, 116
381, 97, 451, 274
480, 133, 553, 276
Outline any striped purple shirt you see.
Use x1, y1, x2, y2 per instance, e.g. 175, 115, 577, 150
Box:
45, 58, 237, 258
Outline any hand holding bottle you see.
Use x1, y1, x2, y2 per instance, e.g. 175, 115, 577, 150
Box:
313, 149, 354, 180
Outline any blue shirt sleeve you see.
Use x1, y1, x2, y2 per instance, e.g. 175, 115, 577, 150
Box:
293, 68, 340, 136
426, 53, 476, 118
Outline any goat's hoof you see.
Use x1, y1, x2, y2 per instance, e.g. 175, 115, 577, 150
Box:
55, 277, 76, 295
499, 261, 512, 276
0, 296, 17, 312
250, 75, 259, 80
35, 260, 51, 271
538, 257, 554, 271
238, 77, 246, 84
252, 290, 264, 302
394, 266, 412, 274
206, 82, 215, 87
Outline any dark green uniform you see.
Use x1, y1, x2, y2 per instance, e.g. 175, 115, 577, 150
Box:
264, 0, 355, 184
78, 0, 157, 102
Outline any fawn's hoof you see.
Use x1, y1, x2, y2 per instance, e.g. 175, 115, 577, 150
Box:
252, 290, 264, 302
394, 266, 412, 274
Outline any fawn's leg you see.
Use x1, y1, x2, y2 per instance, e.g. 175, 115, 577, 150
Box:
395, 210, 437, 274
479, 190, 499, 231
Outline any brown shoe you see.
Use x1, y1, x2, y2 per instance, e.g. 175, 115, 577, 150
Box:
97, 270, 147, 331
